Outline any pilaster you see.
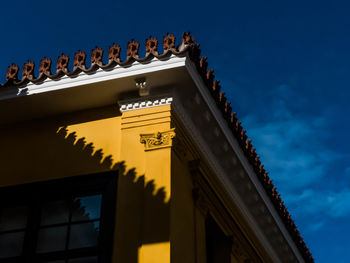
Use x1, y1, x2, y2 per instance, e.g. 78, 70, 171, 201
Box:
115, 104, 174, 263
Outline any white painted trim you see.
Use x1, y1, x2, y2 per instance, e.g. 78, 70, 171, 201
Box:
119, 97, 173, 112
184, 59, 305, 263
0, 56, 186, 101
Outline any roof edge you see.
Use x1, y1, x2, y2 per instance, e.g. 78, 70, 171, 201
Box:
0, 32, 313, 262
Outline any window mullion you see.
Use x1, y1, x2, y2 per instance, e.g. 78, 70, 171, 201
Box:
65, 197, 73, 263
23, 190, 41, 263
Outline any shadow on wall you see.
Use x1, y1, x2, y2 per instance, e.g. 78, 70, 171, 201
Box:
56, 126, 170, 263
0, 106, 170, 263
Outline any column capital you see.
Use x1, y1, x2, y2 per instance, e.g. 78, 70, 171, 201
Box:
140, 129, 176, 151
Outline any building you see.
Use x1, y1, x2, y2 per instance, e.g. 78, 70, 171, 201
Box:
0, 33, 313, 263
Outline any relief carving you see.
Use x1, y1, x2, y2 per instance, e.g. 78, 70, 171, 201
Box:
140, 129, 175, 151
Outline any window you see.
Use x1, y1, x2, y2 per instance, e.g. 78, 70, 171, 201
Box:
206, 214, 232, 263
0, 171, 118, 263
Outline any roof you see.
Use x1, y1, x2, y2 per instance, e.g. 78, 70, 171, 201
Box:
1, 32, 313, 262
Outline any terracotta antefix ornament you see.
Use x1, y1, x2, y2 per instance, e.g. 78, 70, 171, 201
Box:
22, 60, 35, 79
127, 39, 139, 60
163, 33, 175, 52
245, 139, 252, 151
241, 129, 247, 143
6, 63, 19, 81
39, 57, 52, 74
190, 43, 201, 62
145, 36, 158, 56
91, 46, 103, 65
0, 32, 314, 262
73, 50, 86, 69
206, 69, 214, 85
212, 80, 221, 95
182, 32, 194, 45
225, 102, 231, 114
108, 43, 121, 63
56, 53, 69, 72
179, 32, 194, 51
199, 56, 208, 73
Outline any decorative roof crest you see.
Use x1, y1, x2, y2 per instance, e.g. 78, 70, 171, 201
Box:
163, 33, 175, 52
56, 53, 69, 72
108, 43, 121, 63
73, 50, 86, 69
39, 57, 52, 74
145, 36, 158, 56
91, 46, 103, 65
127, 39, 139, 59
6, 63, 19, 82
22, 60, 35, 79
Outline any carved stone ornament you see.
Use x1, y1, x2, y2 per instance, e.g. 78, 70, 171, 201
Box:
140, 129, 176, 151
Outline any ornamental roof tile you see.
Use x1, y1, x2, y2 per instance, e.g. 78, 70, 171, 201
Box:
0, 32, 313, 262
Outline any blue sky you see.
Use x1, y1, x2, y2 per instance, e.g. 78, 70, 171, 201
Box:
1, 1, 349, 261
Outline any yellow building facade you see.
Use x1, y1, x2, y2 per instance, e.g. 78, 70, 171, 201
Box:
0, 33, 313, 262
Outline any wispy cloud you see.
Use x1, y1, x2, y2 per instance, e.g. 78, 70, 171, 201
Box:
245, 115, 345, 190
240, 84, 349, 229
285, 188, 350, 219
308, 220, 326, 232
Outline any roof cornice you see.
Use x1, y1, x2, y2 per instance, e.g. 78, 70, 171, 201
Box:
0, 32, 313, 262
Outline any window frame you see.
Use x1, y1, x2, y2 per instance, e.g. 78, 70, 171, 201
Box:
0, 171, 118, 263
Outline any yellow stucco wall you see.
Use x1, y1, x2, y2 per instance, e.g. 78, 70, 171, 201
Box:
0, 104, 190, 263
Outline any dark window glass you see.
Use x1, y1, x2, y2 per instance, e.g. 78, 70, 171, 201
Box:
69, 222, 100, 249
37, 226, 68, 253
0, 206, 27, 231
40, 200, 70, 225
0, 231, 25, 258
0, 171, 117, 263
0, 205, 28, 258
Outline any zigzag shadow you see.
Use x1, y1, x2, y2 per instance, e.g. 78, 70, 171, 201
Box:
56, 126, 170, 263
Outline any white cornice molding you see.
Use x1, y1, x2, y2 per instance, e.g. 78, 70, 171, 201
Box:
0, 50, 304, 261
0, 56, 186, 101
